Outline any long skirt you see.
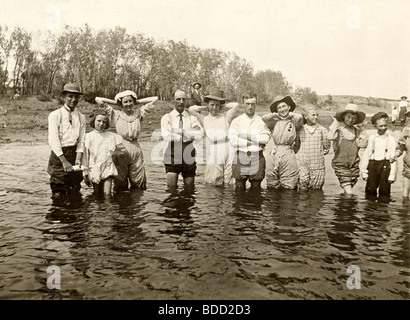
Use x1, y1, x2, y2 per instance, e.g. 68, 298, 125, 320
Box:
112, 140, 146, 190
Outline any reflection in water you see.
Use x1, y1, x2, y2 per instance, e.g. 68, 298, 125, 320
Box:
0, 142, 409, 299
41, 194, 91, 299
327, 195, 359, 254
159, 187, 197, 250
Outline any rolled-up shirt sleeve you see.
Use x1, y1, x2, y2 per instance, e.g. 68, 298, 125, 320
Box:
257, 120, 271, 145
185, 115, 203, 141
48, 111, 63, 157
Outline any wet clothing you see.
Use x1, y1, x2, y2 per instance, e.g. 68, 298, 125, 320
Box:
161, 109, 202, 178
228, 113, 270, 182
396, 127, 410, 179
264, 113, 304, 189
83, 130, 124, 184
47, 105, 86, 194
48, 146, 83, 194
189, 105, 238, 185
296, 124, 330, 190
203, 115, 235, 185
360, 133, 397, 198
328, 121, 368, 188
232, 150, 266, 182
106, 106, 147, 190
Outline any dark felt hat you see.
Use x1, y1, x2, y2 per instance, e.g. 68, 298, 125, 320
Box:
371, 111, 389, 124
192, 82, 202, 89
401, 96, 407, 100
60, 83, 83, 95
204, 88, 226, 104
270, 95, 296, 113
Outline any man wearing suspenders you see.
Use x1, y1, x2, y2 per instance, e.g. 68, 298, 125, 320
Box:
360, 112, 397, 201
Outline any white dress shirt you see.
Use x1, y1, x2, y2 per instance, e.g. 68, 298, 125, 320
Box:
48, 105, 86, 157
160, 109, 202, 143
359, 132, 397, 181
228, 113, 271, 153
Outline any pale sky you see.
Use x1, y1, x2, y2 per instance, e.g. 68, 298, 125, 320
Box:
1, 0, 409, 99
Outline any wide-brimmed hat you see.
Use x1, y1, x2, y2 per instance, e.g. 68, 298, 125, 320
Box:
115, 90, 138, 103
204, 88, 226, 104
270, 95, 296, 113
60, 83, 83, 95
335, 103, 366, 124
401, 96, 407, 100
192, 82, 202, 89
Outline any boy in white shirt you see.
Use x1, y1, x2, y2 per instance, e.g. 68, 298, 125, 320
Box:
47, 83, 86, 196
360, 112, 397, 201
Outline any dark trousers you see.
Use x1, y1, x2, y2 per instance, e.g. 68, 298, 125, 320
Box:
47, 146, 83, 194
365, 160, 391, 200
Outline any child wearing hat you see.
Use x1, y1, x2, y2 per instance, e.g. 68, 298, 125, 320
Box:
395, 121, 410, 200
328, 103, 368, 195
188, 88, 240, 186
47, 83, 86, 195
359, 112, 397, 201
262, 95, 304, 189
296, 105, 331, 191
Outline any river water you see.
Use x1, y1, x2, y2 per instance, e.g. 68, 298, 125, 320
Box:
0, 131, 409, 300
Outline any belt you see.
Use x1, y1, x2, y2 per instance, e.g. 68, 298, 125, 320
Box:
238, 150, 264, 156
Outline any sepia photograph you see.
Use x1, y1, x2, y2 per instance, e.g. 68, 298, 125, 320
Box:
0, 0, 408, 307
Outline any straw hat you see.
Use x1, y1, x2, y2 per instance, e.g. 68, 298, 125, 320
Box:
60, 83, 83, 95
335, 103, 366, 124
270, 95, 296, 113
204, 88, 226, 104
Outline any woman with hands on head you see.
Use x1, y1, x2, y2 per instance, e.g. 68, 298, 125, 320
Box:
98, 90, 158, 191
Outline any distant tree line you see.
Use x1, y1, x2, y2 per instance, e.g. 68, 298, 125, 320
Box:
0, 24, 319, 104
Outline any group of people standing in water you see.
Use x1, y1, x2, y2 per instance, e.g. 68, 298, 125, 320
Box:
47, 82, 410, 203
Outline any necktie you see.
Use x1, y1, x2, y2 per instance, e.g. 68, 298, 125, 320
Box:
178, 113, 183, 129
69, 110, 73, 125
